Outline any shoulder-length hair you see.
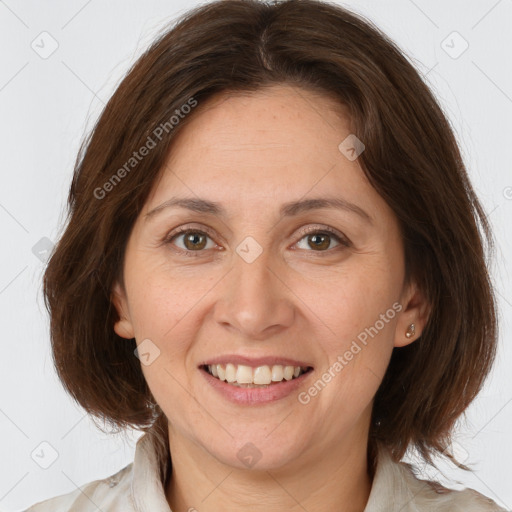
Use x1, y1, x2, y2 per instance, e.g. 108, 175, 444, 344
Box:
43, 0, 497, 477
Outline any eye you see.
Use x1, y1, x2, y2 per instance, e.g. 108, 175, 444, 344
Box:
294, 226, 349, 252
164, 224, 350, 256
166, 228, 217, 253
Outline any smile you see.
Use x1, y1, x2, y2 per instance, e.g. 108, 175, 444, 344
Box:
203, 363, 312, 387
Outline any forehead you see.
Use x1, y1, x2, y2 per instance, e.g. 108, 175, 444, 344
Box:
170, 85, 351, 158
145, 85, 385, 220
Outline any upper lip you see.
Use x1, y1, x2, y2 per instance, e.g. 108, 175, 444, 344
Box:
199, 355, 314, 369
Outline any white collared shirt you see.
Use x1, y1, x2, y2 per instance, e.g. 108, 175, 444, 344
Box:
25, 433, 506, 512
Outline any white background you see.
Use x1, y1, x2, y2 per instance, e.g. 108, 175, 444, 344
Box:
0, 0, 511, 510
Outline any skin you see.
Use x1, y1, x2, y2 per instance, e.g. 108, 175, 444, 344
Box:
112, 84, 429, 512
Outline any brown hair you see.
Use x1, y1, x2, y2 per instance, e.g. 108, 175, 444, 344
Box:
43, 0, 497, 478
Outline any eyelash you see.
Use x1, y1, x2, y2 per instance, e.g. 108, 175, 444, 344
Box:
163, 224, 350, 257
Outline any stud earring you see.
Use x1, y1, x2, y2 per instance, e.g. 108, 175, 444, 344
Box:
405, 323, 415, 339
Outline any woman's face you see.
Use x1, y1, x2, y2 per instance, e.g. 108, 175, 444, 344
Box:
113, 85, 425, 471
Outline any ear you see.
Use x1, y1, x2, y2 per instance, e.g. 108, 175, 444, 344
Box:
111, 281, 135, 339
394, 280, 430, 348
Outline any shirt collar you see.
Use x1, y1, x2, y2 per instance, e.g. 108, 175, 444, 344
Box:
364, 442, 422, 511
130, 433, 172, 512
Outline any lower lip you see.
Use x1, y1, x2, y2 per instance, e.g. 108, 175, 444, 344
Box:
200, 368, 313, 405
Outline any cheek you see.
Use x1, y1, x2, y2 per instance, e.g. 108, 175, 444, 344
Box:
126, 265, 201, 411
295, 260, 401, 403
299, 261, 401, 343
124, 258, 221, 403
124, 253, 215, 340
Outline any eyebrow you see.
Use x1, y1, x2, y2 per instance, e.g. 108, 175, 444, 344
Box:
145, 196, 372, 224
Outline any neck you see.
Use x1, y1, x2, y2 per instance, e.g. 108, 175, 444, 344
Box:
165, 426, 373, 512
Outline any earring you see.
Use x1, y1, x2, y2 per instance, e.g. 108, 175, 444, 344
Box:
405, 323, 415, 339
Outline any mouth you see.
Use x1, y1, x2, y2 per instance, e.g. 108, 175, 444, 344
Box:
200, 363, 314, 388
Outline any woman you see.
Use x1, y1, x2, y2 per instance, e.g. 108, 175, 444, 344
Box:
27, 0, 506, 510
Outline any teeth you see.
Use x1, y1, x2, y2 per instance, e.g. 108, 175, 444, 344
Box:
236, 365, 253, 384
225, 363, 236, 383
206, 363, 307, 386
283, 366, 294, 380
253, 365, 272, 385
271, 365, 284, 382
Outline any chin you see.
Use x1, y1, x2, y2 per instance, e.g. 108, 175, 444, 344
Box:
201, 430, 308, 472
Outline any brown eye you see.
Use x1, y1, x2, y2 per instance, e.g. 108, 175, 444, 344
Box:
169, 230, 215, 252
306, 233, 332, 251
295, 229, 347, 252
183, 232, 207, 250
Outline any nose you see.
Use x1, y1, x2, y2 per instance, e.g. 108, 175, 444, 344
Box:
212, 249, 295, 340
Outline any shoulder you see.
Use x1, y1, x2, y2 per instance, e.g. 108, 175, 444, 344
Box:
24, 463, 134, 512
397, 460, 507, 512
370, 443, 507, 512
